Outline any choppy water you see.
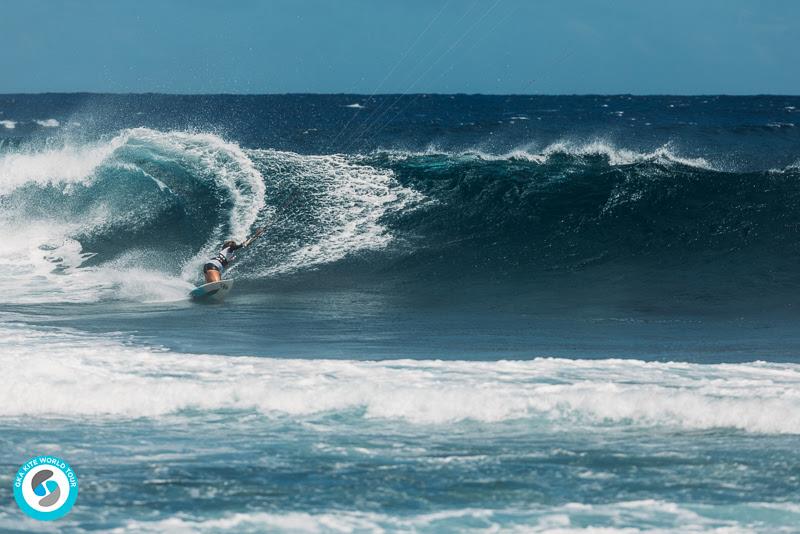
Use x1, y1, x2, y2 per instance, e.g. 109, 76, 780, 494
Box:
1, 94, 799, 532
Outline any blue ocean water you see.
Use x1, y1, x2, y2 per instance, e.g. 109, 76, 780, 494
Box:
1, 94, 800, 532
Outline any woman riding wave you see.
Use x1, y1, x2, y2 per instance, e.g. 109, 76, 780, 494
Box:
203, 228, 265, 283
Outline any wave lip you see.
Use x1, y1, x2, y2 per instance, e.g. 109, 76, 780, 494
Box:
532, 140, 714, 168
372, 140, 715, 170
3, 324, 800, 434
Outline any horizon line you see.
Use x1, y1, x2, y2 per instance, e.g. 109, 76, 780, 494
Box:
1, 92, 799, 98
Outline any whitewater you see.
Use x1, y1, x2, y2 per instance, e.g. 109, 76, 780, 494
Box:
1, 94, 800, 532
3, 322, 800, 433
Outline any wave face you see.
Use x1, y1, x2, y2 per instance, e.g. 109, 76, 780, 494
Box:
3, 128, 800, 304
370, 145, 800, 278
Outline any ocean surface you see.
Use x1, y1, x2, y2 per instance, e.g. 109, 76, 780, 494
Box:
1, 94, 800, 532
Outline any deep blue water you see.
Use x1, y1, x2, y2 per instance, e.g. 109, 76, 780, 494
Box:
1, 94, 799, 532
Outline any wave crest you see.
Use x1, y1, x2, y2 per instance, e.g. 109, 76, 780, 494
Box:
370, 140, 715, 169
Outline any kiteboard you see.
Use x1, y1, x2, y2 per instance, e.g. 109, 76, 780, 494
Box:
189, 280, 234, 302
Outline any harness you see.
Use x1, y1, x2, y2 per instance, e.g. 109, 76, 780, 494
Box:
214, 251, 230, 267
207, 246, 236, 272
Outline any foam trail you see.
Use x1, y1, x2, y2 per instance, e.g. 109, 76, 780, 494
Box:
2, 324, 800, 434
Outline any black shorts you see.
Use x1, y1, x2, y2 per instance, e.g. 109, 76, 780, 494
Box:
203, 263, 221, 273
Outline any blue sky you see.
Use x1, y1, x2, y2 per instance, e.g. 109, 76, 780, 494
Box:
3, 0, 798, 94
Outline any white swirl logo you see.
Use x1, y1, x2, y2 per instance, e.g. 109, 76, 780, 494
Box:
13, 456, 78, 521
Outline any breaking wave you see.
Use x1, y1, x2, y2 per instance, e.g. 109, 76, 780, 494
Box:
2, 129, 799, 303
0, 128, 418, 302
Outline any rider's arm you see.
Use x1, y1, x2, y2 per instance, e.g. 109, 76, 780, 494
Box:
241, 228, 265, 248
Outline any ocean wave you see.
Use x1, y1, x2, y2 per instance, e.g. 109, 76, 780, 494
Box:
3, 128, 800, 304
362, 143, 800, 282
0, 128, 267, 302
0, 128, 419, 303
3, 324, 800, 434
0, 119, 16, 129
533, 140, 713, 168
368, 140, 715, 169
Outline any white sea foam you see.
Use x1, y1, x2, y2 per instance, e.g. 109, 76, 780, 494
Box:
510, 140, 714, 169
0, 222, 193, 304
0, 128, 264, 232
767, 160, 800, 174
34, 118, 60, 127
104, 499, 800, 533
0, 128, 272, 296
345, 102, 365, 109
2, 323, 800, 434
0, 119, 16, 129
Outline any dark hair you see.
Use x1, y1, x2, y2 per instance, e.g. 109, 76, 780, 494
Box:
222, 240, 237, 249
